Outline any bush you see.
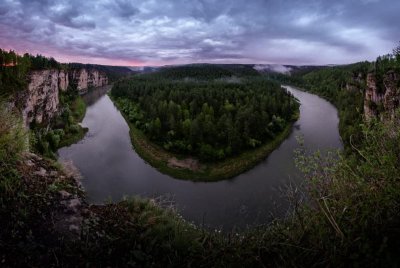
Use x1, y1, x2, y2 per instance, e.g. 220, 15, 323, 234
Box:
69, 124, 80, 134
0, 103, 26, 166
0, 101, 26, 199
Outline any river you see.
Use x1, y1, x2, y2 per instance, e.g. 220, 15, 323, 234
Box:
58, 85, 342, 230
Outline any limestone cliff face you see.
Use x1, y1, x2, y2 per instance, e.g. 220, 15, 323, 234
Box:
69, 69, 108, 94
20, 68, 108, 127
58, 69, 69, 91
364, 71, 400, 120
21, 69, 66, 127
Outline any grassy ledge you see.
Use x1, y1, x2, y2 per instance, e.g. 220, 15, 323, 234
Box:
112, 96, 298, 181
58, 96, 88, 148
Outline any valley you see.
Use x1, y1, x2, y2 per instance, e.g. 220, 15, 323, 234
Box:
58, 83, 341, 229
1, 28, 400, 267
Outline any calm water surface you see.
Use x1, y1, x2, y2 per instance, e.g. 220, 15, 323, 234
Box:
58, 85, 342, 230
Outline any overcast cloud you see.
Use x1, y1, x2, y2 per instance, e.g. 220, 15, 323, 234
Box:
0, 0, 399, 65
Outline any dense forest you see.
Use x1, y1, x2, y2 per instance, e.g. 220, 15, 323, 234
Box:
155, 64, 260, 80
112, 66, 299, 161
0, 49, 63, 95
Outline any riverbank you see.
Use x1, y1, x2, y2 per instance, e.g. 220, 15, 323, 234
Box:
58, 96, 88, 148
112, 96, 299, 181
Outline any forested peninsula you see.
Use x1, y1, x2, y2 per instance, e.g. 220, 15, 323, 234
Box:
111, 65, 299, 180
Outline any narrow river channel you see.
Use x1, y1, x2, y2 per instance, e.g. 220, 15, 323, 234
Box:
58, 85, 342, 230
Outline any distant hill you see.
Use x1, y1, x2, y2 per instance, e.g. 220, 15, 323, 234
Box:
149, 63, 260, 80
253, 64, 328, 76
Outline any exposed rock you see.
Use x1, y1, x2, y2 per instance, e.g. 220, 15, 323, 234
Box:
18, 152, 86, 241
345, 72, 365, 92
61, 198, 82, 214
168, 157, 202, 171
34, 167, 47, 177
59, 190, 72, 199
58, 69, 69, 91
17, 68, 108, 127
383, 71, 400, 118
25, 160, 34, 167
20, 69, 61, 127
60, 159, 83, 187
364, 71, 400, 120
69, 68, 108, 94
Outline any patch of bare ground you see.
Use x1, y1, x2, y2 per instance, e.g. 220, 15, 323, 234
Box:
167, 157, 203, 171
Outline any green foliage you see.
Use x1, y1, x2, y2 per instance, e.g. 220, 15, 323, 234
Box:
31, 91, 87, 157
393, 42, 400, 63
0, 49, 66, 96
0, 102, 26, 183
288, 114, 400, 266
271, 62, 370, 152
112, 67, 299, 161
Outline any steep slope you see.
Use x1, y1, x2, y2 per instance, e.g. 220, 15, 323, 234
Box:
15, 68, 108, 127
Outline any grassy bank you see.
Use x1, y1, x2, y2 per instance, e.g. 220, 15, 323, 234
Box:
113, 96, 298, 181
70, 96, 87, 122
58, 96, 88, 148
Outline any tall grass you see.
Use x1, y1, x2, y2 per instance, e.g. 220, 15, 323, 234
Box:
0, 102, 26, 194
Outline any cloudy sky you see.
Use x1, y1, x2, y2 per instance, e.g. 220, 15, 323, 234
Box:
1, 0, 399, 66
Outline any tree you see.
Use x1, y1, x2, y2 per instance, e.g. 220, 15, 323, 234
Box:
393, 42, 400, 63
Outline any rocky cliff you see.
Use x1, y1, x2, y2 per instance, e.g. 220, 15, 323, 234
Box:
364, 71, 400, 120
19, 68, 108, 127
69, 68, 108, 94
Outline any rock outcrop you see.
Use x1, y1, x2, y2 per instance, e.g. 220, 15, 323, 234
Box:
20, 69, 66, 127
345, 72, 365, 92
19, 68, 108, 127
364, 71, 400, 120
69, 68, 108, 94
19, 152, 86, 240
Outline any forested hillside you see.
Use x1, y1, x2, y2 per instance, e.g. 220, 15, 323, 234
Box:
0, 49, 63, 95
154, 64, 260, 80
